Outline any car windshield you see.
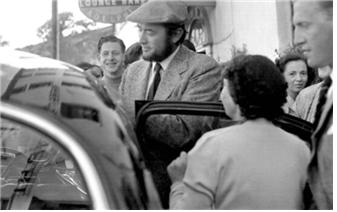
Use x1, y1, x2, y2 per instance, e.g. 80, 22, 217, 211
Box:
1, 118, 90, 210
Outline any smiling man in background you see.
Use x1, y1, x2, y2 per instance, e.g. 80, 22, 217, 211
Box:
98, 35, 126, 94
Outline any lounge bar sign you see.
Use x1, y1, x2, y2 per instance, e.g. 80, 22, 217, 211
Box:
79, 0, 147, 23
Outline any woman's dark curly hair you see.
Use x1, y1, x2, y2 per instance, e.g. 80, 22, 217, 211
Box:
223, 55, 287, 121
275, 51, 317, 86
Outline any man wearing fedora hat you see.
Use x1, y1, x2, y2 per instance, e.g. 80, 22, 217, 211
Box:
119, 0, 221, 208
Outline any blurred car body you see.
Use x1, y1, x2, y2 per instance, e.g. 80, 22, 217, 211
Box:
0, 50, 161, 210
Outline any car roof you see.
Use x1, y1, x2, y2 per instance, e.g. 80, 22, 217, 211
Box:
0, 50, 123, 144
0, 49, 81, 70
0, 49, 83, 96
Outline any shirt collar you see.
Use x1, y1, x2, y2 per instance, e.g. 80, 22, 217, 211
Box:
152, 45, 181, 71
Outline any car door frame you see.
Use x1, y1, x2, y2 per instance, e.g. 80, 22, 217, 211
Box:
135, 101, 314, 147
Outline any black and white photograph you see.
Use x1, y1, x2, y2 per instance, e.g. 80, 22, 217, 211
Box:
0, 0, 333, 209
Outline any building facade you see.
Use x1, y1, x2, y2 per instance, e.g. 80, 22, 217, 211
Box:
184, 0, 293, 62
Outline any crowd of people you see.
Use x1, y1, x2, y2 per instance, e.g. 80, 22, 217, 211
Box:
76, 0, 333, 209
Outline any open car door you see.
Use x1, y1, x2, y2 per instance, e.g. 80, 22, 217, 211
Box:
135, 100, 314, 208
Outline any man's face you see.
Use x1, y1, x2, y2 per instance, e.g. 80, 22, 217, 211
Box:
138, 23, 175, 62
293, 1, 333, 68
98, 41, 125, 78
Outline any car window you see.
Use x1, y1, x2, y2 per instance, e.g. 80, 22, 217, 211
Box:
1, 118, 91, 210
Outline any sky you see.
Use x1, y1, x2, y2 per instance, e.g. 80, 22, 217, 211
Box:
0, 0, 138, 49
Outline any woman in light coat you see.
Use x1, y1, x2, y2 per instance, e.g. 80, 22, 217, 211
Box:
167, 55, 310, 209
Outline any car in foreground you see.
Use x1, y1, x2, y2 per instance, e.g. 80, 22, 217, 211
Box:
0, 50, 161, 210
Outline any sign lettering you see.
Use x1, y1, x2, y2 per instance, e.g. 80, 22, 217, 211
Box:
79, 0, 147, 23
79, 0, 145, 7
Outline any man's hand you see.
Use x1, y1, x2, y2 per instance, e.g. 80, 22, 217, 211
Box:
167, 151, 188, 183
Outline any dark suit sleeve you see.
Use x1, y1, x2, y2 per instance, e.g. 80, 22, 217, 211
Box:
144, 58, 222, 150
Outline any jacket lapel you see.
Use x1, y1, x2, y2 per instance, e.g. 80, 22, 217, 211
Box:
154, 46, 190, 100
134, 61, 152, 99
311, 94, 333, 154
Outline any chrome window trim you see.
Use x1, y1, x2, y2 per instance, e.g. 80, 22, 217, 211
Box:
0, 102, 110, 209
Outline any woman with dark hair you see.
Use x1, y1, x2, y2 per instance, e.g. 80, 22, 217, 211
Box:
275, 51, 315, 114
167, 55, 310, 209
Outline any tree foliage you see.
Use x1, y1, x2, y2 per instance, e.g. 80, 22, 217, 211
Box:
37, 12, 96, 42
0, 35, 9, 47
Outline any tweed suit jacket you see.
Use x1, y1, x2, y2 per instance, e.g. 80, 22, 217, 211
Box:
119, 45, 221, 147
120, 46, 220, 115
119, 46, 221, 208
308, 93, 333, 209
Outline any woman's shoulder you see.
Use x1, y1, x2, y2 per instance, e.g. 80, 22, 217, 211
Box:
274, 126, 310, 158
203, 124, 244, 139
192, 125, 245, 151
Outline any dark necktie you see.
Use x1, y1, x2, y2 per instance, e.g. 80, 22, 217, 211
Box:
147, 63, 162, 100
313, 76, 332, 128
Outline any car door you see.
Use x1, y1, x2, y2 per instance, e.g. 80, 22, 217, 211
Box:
135, 101, 313, 148
134, 100, 314, 208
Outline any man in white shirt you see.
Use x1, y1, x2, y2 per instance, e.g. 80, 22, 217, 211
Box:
97, 35, 126, 93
